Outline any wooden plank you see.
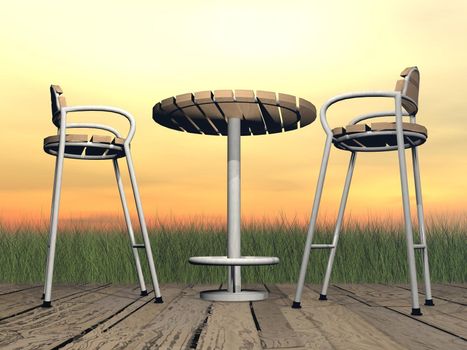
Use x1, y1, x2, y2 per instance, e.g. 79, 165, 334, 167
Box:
90, 135, 112, 143
371, 122, 427, 136
152, 102, 184, 132
72, 285, 213, 349
343, 300, 467, 350
194, 91, 229, 135
398, 283, 467, 305
235, 89, 266, 135
395, 79, 405, 92
250, 284, 306, 348
86, 135, 112, 156
275, 284, 349, 349
346, 124, 369, 133
43, 134, 88, 155
305, 283, 370, 306
298, 97, 316, 127
332, 127, 346, 137
0, 285, 143, 349
0, 284, 104, 319
161, 97, 201, 134
51, 84, 63, 94
0, 284, 41, 296
197, 302, 262, 350
445, 283, 467, 290
278, 93, 299, 131
336, 284, 467, 340
214, 90, 250, 135
61, 284, 186, 349
342, 283, 401, 306
277, 284, 407, 350
256, 90, 282, 134
43, 134, 88, 144
214, 90, 242, 118
175, 93, 219, 135
317, 284, 467, 350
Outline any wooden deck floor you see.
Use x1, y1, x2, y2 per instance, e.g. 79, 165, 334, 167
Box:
0, 283, 465, 349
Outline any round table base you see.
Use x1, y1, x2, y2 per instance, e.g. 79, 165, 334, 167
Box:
199, 289, 268, 302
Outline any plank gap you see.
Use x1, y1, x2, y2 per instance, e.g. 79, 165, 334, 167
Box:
384, 306, 467, 342
50, 289, 150, 349
102, 291, 155, 333
249, 301, 262, 331
395, 285, 467, 307
188, 303, 213, 349
0, 285, 41, 296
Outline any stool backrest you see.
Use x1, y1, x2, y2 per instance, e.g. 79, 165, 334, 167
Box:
395, 66, 420, 115
48, 84, 136, 142
50, 85, 67, 127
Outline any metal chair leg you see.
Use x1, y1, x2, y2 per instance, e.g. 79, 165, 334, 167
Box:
43, 128, 66, 307
411, 147, 434, 306
113, 159, 147, 295
320, 152, 357, 299
124, 147, 163, 303
42, 154, 60, 300
293, 137, 333, 308
395, 95, 421, 316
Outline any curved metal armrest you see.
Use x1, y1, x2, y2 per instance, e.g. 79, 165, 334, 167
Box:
59, 105, 136, 144
320, 91, 399, 136
349, 110, 411, 126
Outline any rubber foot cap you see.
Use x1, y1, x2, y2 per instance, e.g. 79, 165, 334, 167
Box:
291, 301, 302, 309
42, 301, 52, 308
140, 290, 148, 296
41, 293, 45, 300
155, 296, 163, 304
319, 294, 328, 301
411, 308, 422, 316
425, 299, 434, 306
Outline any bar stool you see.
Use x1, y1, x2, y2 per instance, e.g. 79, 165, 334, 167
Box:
293, 67, 433, 315
42, 85, 163, 307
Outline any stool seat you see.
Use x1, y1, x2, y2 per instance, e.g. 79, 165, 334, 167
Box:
43, 134, 126, 158
331, 122, 427, 151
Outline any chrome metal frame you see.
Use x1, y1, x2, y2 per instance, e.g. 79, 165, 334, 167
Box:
293, 91, 433, 315
188, 117, 279, 302
43, 105, 162, 306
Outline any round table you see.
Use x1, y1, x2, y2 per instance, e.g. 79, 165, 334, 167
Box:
153, 89, 316, 301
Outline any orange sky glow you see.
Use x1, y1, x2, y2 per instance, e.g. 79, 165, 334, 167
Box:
0, 0, 466, 228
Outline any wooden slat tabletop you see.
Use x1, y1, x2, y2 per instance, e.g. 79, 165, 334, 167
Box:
0, 283, 464, 349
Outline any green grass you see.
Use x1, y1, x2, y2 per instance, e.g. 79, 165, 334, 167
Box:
0, 216, 465, 284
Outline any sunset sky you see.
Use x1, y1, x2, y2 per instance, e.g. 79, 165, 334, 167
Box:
0, 0, 466, 226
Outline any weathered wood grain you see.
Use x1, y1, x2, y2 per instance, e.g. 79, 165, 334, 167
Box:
398, 283, 467, 305
345, 301, 466, 350
61, 284, 186, 349
336, 284, 467, 340
74, 285, 213, 349
306, 283, 372, 306
0, 285, 141, 349
0, 285, 41, 296
0, 284, 465, 349
313, 284, 467, 350
246, 284, 305, 349
277, 284, 406, 350
334, 283, 411, 307
270, 284, 333, 350
0, 284, 102, 319
445, 283, 467, 290
197, 302, 262, 350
